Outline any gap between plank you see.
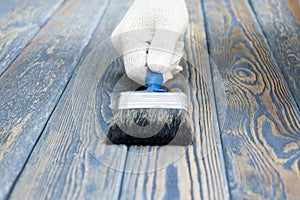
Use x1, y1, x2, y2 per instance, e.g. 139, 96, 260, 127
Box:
200, 0, 233, 198
4, 0, 112, 198
0, 0, 66, 77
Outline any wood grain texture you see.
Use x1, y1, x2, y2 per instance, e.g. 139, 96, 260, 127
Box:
118, 0, 230, 199
0, 0, 25, 18
248, 0, 300, 108
9, 0, 230, 199
9, 0, 132, 199
203, 0, 300, 199
0, 0, 64, 76
0, 0, 109, 199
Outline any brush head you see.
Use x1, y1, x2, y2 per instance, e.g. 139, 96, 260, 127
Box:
107, 92, 193, 146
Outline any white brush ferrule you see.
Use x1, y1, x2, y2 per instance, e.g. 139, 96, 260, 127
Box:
117, 92, 189, 112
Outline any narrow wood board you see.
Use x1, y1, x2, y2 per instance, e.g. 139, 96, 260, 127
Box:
249, 0, 300, 107
9, 0, 133, 199
203, 0, 300, 199
119, 0, 230, 199
0, 0, 109, 198
0, 0, 64, 76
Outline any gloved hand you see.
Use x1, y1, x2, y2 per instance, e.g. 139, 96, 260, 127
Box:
111, 0, 189, 85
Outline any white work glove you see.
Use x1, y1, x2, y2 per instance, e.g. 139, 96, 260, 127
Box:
111, 0, 189, 85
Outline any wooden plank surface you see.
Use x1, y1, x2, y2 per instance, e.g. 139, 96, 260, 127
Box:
0, 0, 25, 18
248, 0, 300, 107
203, 0, 300, 199
0, 0, 109, 199
2, 0, 299, 199
9, 0, 131, 199
118, 0, 230, 199
0, 0, 65, 76
9, 0, 231, 199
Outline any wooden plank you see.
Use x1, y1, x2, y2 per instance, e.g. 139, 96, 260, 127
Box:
248, 0, 300, 107
0, 0, 110, 199
0, 0, 64, 76
0, 0, 25, 18
118, 0, 230, 199
9, 0, 133, 199
203, 0, 300, 199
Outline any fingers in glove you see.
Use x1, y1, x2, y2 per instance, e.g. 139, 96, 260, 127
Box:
147, 29, 180, 70
111, 30, 152, 85
123, 50, 148, 85
148, 31, 185, 83
111, 29, 153, 55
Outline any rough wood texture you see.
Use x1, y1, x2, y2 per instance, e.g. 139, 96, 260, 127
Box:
118, 0, 230, 199
0, 0, 109, 199
9, 0, 130, 199
0, 0, 64, 76
203, 0, 300, 199
248, 0, 300, 108
9, 0, 231, 198
1, 0, 299, 199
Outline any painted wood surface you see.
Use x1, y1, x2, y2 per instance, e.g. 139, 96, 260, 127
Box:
9, 0, 130, 199
249, 0, 300, 108
9, 0, 231, 199
1, 0, 299, 199
0, 0, 109, 199
203, 0, 300, 199
0, 0, 65, 76
0, 0, 25, 18
118, 0, 230, 199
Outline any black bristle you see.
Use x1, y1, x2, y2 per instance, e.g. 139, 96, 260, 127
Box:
107, 108, 193, 146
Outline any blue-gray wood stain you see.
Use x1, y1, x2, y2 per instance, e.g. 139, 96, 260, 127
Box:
203, 0, 300, 199
249, 0, 300, 108
0, 0, 110, 198
0, 0, 65, 76
0, 0, 24, 18
0, 0, 299, 199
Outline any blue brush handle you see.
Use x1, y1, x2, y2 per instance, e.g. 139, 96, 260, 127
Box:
144, 70, 166, 92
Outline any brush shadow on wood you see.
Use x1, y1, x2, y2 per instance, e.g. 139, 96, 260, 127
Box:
117, 0, 230, 199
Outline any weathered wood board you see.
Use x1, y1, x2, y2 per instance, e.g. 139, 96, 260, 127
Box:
203, 0, 300, 199
0, 0, 109, 198
118, 0, 230, 199
9, 0, 131, 199
9, 0, 231, 199
249, 0, 300, 108
1, 0, 299, 199
0, 0, 65, 76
